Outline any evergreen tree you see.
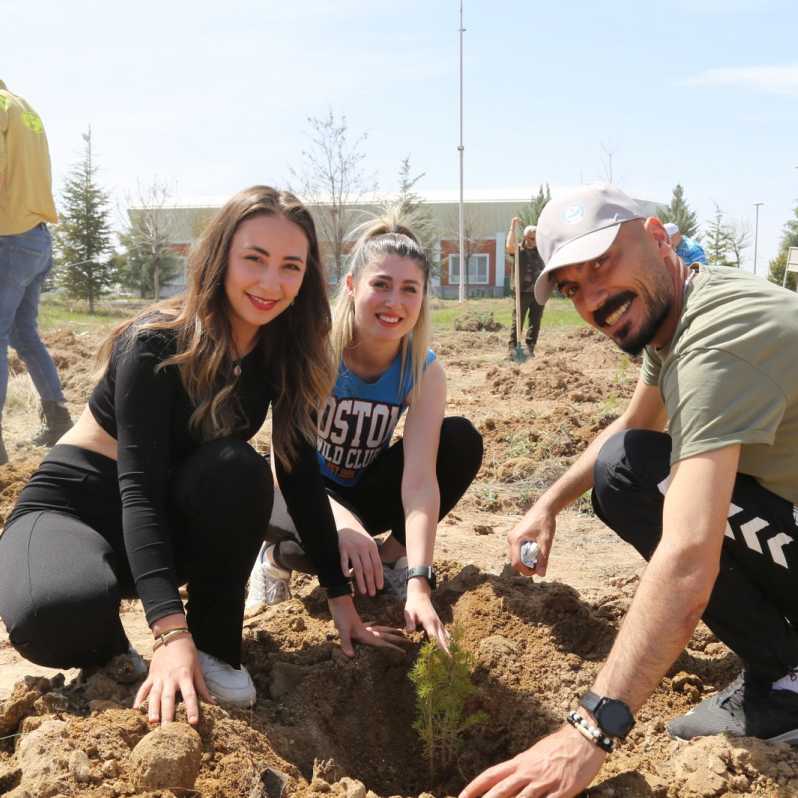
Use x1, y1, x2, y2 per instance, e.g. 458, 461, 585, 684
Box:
394, 155, 438, 257
704, 205, 735, 267
54, 129, 113, 312
768, 200, 798, 290
519, 183, 551, 227
658, 184, 700, 238
114, 231, 182, 298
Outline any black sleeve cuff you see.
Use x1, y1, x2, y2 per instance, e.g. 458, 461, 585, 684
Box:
325, 581, 354, 599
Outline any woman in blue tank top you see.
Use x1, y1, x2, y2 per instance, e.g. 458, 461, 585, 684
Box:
247, 213, 483, 653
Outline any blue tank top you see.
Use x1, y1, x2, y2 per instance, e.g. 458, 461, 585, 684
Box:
317, 349, 436, 487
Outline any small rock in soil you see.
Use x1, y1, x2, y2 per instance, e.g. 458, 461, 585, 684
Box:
129, 721, 202, 790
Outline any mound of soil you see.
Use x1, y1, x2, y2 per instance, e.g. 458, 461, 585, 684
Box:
0, 458, 39, 527
2, 565, 796, 798
8, 330, 103, 406
3, 321, 796, 797
453, 313, 502, 333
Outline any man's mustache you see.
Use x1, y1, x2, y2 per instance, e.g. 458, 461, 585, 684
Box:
594, 291, 636, 327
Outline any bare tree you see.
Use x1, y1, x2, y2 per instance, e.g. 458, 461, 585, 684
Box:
289, 110, 376, 281
444, 206, 491, 298
125, 179, 179, 299
600, 141, 616, 183
727, 218, 752, 269
705, 204, 736, 268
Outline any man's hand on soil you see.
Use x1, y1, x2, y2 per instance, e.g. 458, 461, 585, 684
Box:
459, 725, 607, 798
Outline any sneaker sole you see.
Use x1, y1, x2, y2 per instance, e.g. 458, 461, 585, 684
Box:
669, 730, 798, 745
210, 692, 256, 709
768, 729, 798, 745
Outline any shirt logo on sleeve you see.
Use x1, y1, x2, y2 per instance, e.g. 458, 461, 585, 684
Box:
21, 111, 44, 133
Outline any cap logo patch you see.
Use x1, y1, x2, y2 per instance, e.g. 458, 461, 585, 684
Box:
561, 204, 584, 225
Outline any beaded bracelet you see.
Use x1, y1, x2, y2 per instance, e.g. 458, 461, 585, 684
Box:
152, 627, 191, 653
566, 710, 615, 753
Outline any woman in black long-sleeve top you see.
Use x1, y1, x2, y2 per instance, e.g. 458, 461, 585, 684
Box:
0, 186, 404, 726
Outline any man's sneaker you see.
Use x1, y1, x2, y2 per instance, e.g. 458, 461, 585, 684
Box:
381, 556, 408, 600
197, 650, 256, 708
245, 543, 292, 613
667, 670, 798, 744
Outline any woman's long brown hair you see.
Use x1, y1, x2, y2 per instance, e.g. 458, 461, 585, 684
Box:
97, 185, 335, 471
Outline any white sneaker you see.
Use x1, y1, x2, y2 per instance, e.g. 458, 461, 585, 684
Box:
197, 650, 256, 707
125, 644, 149, 681
80, 643, 148, 685
246, 543, 292, 611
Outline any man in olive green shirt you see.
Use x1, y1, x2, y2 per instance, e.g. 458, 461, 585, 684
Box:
0, 80, 71, 465
461, 184, 798, 798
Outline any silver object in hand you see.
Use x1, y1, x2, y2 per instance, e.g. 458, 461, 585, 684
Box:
520, 540, 540, 570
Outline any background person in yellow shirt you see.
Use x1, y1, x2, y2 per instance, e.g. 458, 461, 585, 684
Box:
0, 79, 72, 464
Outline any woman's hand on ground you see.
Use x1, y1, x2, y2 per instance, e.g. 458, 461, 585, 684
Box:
338, 526, 384, 596
507, 501, 557, 577
405, 578, 450, 653
133, 635, 215, 726
327, 594, 407, 657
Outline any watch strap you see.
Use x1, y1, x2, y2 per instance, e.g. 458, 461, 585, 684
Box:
579, 690, 603, 715
405, 565, 436, 590
578, 691, 634, 740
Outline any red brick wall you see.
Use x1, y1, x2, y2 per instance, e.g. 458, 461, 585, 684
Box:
439, 239, 497, 285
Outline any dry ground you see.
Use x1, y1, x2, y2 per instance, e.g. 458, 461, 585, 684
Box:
1, 318, 796, 797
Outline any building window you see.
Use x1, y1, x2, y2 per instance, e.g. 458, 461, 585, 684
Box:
448, 253, 489, 285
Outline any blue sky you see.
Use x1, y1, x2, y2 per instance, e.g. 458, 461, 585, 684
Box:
5, 0, 797, 271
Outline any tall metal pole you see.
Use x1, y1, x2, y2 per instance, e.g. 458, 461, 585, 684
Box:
457, 1, 466, 302
753, 202, 764, 275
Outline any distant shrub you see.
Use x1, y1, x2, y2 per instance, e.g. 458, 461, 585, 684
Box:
453, 312, 502, 332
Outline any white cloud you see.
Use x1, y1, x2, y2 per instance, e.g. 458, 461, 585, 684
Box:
685, 65, 798, 95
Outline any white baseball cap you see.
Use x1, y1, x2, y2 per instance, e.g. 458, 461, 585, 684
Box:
523, 225, 536, 236
664, 222, 679, 238
534, 184, 644, 305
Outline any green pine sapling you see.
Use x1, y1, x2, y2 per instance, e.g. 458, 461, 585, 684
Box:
408, 627, 488, 778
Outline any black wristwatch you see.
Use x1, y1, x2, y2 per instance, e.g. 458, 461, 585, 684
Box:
578, 691, 635, 740
405, 565, 437, 591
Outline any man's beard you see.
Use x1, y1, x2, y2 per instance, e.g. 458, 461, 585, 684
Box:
614, 292, 671, 356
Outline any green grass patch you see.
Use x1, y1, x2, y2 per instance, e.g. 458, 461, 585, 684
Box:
430, 297, 582, 332
39, 296, 150, 333
38, 294, 585, 337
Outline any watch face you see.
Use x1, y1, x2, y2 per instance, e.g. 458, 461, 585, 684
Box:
597, 699, 635, 738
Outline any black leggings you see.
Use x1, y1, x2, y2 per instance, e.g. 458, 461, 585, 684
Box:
593, 429, 798, 682
0, 440, 272, 669
271, 416, 483, 570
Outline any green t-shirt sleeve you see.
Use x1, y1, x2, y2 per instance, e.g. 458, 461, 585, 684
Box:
662, 347, 786, 465
640, 347, 661, 386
